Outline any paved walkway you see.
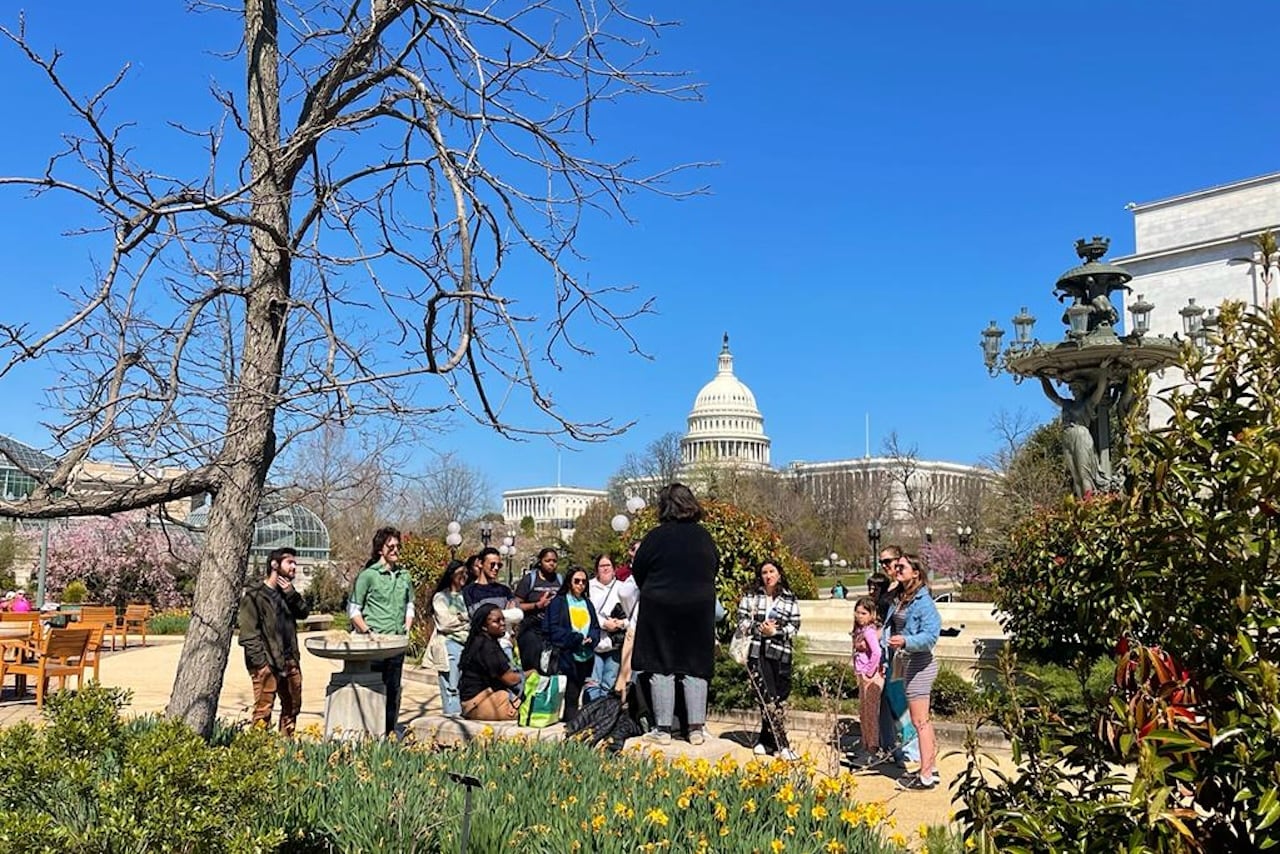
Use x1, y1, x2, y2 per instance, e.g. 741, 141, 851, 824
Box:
0, 635, 1001, 833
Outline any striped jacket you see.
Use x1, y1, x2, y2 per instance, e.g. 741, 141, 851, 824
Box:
735, 590, 802, 665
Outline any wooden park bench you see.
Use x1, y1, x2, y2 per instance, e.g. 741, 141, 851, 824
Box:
78, 606, 120, 651
297, 614, 334, 632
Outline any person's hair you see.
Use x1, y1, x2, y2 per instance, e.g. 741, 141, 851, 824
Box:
593, 553, 614, 574
879, 544, 904, 560
465, 553, 483, 581
477, 546, 501, 564
897, 553, 930, 604
365, 526, 402, 568
432, 559, 468, 596
266, 547, 297, 575
853, 595, 880, 626
867, 571, 890, 590
458, 603, 504, 670
536, 547, 558, 564
558, 566, 591, 597
656, 482, 703, 523
751, 559, 791, 595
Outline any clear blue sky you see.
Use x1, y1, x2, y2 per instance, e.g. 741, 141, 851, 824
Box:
2, 2, 1277, 504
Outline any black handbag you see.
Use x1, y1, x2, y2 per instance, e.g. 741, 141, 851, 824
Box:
607, 602, 628, 648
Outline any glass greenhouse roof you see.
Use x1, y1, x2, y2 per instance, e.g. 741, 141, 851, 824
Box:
0, 435, 55, 501
186, 501, 331, 560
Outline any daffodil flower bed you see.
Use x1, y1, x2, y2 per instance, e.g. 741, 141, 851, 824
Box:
274, 726, 909, 853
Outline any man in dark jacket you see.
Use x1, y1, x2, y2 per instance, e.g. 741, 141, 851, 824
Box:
238, 546, 309, 733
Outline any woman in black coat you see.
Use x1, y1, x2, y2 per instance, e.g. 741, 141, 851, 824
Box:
631, 482, 718, 745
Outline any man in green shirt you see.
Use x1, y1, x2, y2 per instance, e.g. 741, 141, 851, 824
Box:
349, 526, 415, 735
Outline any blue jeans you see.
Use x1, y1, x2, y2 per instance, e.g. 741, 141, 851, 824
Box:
586, 650, 621, 702
437, 639, 464, 716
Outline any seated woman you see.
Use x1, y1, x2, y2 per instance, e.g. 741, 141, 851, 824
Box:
544, 566, 601, 722
458, 604, 522, 721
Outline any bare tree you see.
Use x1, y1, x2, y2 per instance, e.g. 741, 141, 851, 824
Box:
0, 2, 700, 735
607, 430, 684, 501
397, 451, 494, 535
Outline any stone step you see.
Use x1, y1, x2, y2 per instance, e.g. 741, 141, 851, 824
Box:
411, 714, 739, 760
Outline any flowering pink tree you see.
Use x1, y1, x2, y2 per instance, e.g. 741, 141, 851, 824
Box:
922, 539, 992, 588
37, 514, 196, 608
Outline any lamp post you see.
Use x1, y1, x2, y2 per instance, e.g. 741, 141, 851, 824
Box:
445, 520, 463, 559
478, 521, 493, 549
956, 524, 973, 551
866, 519, 882, 567
981, 237, 1190, 497
821, 551, 848, 576
924, 526, 934, 545
500, 531, 516, 587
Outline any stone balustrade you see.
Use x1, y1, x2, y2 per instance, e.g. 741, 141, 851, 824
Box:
796, 599, 1007, 682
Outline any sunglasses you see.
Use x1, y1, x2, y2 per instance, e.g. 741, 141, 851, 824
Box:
878, 558, 895, 566
571, 577, 587, 585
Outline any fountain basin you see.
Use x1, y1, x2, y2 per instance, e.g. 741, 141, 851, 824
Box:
305, 633, 410, 740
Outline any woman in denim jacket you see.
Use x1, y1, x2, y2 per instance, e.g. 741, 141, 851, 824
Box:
881, 553, 942, 791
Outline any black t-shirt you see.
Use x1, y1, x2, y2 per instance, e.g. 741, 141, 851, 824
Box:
514, 571, 561, 632
458, 637, 514, 702
463, 582, 514, 616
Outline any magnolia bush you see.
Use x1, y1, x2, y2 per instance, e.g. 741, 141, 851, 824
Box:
38, 514, 196, 608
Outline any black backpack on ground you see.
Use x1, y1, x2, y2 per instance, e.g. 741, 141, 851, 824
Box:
565, 692, 643, 753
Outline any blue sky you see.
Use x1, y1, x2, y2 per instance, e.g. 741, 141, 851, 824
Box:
2, 2, 1277, 504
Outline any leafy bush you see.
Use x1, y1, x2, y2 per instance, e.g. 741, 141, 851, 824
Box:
302, 564, 349, 614
708, 647, 755, 713
960, 302, 1280, 851
0, 686, 283, 853
60, 579, 89, 604
929, 668, 979, 718
794, 661, 858, 701
147, 608, 191, 635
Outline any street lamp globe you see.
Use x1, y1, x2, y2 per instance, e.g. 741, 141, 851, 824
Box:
446, 520, 462, 535
611, 514, 631, 534
625, 495, 646, 514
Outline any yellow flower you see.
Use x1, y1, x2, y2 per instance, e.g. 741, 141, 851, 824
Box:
591, 815, 606, 831
783, 824, 796, 837
569, 841, 581, 852
786, 803, 800, 819
677, 796, 691, 810
889, 832, 907, 848
775, 782, 796, 804
770, 841, 786, 854
644, 807, 669, 828
743, 798, 757, 814
713, 802, 728, 823
811, 804, 828, 821
965, 839, 976, 850
824, 841, 848, 854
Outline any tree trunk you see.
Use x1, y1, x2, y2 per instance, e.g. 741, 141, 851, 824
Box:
166, 0, 290, 737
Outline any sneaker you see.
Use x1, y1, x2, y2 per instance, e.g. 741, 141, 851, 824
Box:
753, 743, 770, 756
853, 749, 890, 769
643, 729, 672, 745
688, 728, 707, 746
895, 773, 939, 791
778, 748, 800, 762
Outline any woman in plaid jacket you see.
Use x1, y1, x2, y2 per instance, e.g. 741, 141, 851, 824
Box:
735, 560, 803, 760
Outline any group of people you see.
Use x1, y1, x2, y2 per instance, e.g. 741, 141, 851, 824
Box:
0, 591, 32, 612
849, 545, 943, 792
235, 485, 942, 790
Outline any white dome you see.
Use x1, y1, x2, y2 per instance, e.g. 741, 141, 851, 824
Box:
680, 335, 770, 469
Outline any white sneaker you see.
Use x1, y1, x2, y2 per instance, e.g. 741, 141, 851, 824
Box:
753, 743, 769, 756
778, 748, 800, 762
643, 729, 672, 745
688, 728, 707, 746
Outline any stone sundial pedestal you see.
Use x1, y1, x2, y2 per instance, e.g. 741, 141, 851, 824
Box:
305, 633, 409, 740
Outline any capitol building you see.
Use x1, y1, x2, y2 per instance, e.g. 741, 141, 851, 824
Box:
502, 335, 993, 531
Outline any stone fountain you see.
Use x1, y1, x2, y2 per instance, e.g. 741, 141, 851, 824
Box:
305, 632, 409, 740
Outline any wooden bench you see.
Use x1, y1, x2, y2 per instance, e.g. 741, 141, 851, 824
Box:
78, 606, 120, 651
297, 614, 334, 632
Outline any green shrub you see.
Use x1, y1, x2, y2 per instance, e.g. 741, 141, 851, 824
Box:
708, 648, 755, 713
60, 580, 89, 604
930, 668, 979, 718
794, 660, 858, 701
147, 608, 191, 634
302, 564, 348, 614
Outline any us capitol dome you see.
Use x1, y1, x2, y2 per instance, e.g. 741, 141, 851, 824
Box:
680, 333, 771, 470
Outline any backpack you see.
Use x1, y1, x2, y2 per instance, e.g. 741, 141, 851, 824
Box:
565, 692, 643, 753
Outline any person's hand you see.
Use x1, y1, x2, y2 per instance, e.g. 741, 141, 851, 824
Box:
277, 577, 294, 594
888, 635, 905, 649
583, 635, 594, 647
538, 592, 551, 609
761, 619, 777, 637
